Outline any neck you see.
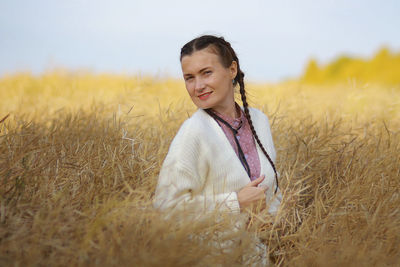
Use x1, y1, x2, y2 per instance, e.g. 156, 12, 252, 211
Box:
212, 102, 240, 119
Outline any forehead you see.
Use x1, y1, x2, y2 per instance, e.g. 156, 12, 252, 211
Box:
181, 48, 223, 73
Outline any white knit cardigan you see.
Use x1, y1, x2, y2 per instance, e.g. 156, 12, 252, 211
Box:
154, 105, 281, 216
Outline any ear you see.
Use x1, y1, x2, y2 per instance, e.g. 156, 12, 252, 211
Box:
229, 61, 238, 79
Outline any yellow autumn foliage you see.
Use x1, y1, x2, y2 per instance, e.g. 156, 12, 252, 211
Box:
302, 47, 400, 86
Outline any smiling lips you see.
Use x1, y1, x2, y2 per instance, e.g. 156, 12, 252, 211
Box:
198, 91, 212, 100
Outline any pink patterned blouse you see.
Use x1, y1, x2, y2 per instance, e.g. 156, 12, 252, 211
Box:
213, 103, 261, 181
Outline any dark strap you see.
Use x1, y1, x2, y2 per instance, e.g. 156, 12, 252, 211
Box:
206, 108, 279, 194
205, 109, 251, 178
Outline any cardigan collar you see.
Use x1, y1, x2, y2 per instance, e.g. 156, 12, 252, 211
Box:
197, 105, 268, 181
211, 102, 245, 131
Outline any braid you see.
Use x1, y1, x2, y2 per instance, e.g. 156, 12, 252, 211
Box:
237, 70, 279, 194
180, 35, 279, 193
224, 39, 279, 194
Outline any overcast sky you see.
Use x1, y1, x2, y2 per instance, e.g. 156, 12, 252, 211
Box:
1, 0, 399, 82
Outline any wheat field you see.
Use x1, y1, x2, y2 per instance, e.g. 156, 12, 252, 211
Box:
0, 71, 399, 266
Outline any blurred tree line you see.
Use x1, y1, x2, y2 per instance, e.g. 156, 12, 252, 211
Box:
301, 47, 400, 85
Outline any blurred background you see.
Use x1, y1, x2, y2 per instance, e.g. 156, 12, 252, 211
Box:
1, 0, 400, 83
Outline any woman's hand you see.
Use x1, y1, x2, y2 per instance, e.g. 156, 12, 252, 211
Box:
237, 175, 268, 211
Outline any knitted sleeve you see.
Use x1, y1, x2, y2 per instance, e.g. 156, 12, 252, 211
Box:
153, 119, 241, 215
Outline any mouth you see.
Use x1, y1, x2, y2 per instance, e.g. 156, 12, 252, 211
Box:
198, 91, 212, 100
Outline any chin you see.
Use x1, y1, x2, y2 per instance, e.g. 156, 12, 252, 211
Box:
192, 99, 213, 110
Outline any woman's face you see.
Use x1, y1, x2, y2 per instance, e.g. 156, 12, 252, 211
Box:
181, 47, 237, 113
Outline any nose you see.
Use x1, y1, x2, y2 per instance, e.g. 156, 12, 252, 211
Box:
194, 77, 205, 92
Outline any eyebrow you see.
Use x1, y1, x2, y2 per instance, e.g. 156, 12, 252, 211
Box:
184, 66, 212, 77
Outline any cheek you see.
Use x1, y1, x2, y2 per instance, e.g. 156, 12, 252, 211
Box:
185, 82, 195, 97
210, 72, 227, 88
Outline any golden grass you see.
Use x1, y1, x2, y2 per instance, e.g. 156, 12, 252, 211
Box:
0, 71, 399, 266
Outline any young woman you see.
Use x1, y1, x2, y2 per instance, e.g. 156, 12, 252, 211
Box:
154, 35, 281, 217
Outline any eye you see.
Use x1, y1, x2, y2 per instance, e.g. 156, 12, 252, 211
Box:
204, 70, 212, 75
185, 76, 193, 81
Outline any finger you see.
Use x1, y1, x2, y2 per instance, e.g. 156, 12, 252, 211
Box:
260, 185, 269, 192
258, 198, 267, 211
251, 198, 267, 213
248, 175, 265, 187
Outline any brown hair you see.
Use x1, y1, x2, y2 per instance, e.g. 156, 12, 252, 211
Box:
180, 35, 279, 193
